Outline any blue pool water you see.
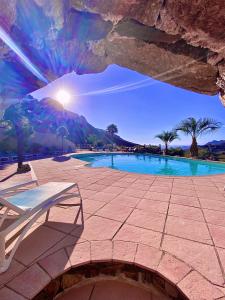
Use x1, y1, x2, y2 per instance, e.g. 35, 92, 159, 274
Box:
73, 153, 225, 176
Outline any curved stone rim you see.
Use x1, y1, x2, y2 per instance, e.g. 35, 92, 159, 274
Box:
25, 240, 224, 300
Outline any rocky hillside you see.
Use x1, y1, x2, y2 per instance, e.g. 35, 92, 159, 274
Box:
203, 140, 225, 152
1, 97, 136, 153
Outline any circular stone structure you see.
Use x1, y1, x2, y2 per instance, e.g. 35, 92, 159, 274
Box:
35, 262, 188, 300
56, 280, 165, 300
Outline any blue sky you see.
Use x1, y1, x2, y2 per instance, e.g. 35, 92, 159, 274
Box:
32, 64, 225, 146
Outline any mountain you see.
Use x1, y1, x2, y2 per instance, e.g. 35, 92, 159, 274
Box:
1, 97, 136, 153
203, 140, 225, 151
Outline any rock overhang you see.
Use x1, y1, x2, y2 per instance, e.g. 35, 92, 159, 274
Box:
1, 0, 225, 109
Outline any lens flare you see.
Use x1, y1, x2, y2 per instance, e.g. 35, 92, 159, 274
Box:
0, 26, 48, 84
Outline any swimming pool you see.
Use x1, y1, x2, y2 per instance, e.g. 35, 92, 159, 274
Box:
73, 153, 225, 176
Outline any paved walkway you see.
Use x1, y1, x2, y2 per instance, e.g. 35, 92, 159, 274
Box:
1, 156, 225, 299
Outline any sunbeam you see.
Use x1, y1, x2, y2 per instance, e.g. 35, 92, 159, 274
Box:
0, 26, 48, 84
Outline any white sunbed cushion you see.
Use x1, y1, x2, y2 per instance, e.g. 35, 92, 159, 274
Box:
0, 182, 75, 213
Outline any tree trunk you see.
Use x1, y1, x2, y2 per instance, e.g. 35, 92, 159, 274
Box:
15, 124, 24, 169
165, 142, 168, 155
190, 137, 198, 157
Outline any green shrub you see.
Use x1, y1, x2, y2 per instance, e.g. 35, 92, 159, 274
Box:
167, 147, 184, 157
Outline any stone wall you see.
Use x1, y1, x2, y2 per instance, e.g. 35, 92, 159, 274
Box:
34, 262, 188, 300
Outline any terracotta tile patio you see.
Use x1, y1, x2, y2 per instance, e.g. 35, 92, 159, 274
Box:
1, 156, 225, 299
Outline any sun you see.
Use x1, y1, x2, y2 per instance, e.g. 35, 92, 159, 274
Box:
56, 89, 71, 106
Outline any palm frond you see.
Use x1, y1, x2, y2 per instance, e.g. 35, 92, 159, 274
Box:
196, 118, 222, 136
155, 130, 179, 143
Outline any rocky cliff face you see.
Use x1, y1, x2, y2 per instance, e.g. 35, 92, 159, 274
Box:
1, 1, 225, 107
1, 98, 136, 151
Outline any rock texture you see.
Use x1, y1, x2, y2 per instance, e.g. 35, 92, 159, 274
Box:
1, 97, 136, 153
0, 0, 225, 107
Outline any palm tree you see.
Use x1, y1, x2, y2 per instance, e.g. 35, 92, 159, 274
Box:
3, 102, 33, 171
175, 117, 222, 157
155, 130, 179, 155
106, 124, 118, 137
56, 126, 69, 154
106, 124, 118, 150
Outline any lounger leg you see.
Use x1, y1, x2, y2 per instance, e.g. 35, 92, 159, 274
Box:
45, 209, 50, 221
0, 234, 7, 273
77, 185, 84, 227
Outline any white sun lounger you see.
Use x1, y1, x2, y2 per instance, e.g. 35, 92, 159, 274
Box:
0, 182, 84, 273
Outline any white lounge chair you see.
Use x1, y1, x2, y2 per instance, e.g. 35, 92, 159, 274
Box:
0, 181, 83, 273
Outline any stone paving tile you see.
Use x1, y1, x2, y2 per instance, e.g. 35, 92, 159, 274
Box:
80, 189, 98, 199
195, 185, 220, 193
197, 191, 225, 201
135, 244, 162, 271
110, 194, 141, 208
178, 271, 223, 300
170, 194, 200, 207
144, 191, 170, 202
199, 198, 225, 212
89, 191, 118, 203
127, 209, 166, 232
82, 198, 106, 214
95, 178, 118, 186
91, 240, 113, 262
0, 287, 26, 300
152, 182, 172, 189
203, 209, 225, 227
111, 181, 133, 188
101, 186, 125, 195
137, 198, 169, 214
71, 216, 122, 240
44, 206, 83, 233
7, 264, 51, 299
38, 249, 71, 278
56, 283, 94, 300
154, 178, 173, 183
86, 183, 108, 192
209, 224, 225, 248
91, 280, 152, 300
173, 179, 193, 185
157, 253, 191, 284
168, 204, 204, 222
149, 185, 171, 193
172, 183, 195, 190
135, 179, 154, 185
113, 241, 137, 263
95, 203, 133, 222
121, 176, 139, 183
130, 183, 150, 191
66, 241, 91, 267
114, 224, 162, 248
38, 235, 86, 260
192, 179, 215, 186
162, 235, 224, 285
0, 260, 25, 288
216, 248, 225, 286
121, 188, 146, 198
14, 225, 66, 265
171, 187, 197, 197
165, 216, 212, 245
